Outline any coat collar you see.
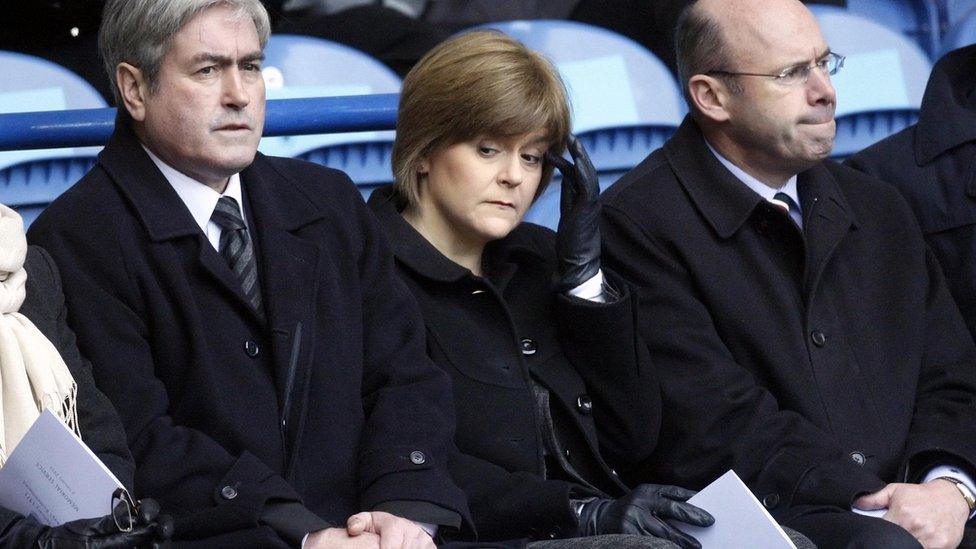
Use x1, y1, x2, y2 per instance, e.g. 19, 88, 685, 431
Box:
663, 116, 858, 240
915, 44, 976, 165
96, 114, 325, 241
367, 186, 471, 283
366, 185, 544, 290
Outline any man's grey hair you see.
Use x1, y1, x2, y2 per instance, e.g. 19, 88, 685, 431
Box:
675, 1, 743, 109
99, 0, 271, 104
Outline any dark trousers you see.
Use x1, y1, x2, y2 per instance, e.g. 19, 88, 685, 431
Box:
784, 508, 922, 549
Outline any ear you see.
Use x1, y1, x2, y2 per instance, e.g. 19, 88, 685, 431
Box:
688, 74, 733, 123
116, 62, 150, 122
417, 157, 430, 175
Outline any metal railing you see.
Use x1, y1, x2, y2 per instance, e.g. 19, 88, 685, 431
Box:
0, 93, 400, 151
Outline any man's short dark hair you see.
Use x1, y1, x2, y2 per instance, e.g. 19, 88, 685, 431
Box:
675, 1, 743, 107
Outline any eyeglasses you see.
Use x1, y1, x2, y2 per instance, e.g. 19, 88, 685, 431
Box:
707, 51, 845, 86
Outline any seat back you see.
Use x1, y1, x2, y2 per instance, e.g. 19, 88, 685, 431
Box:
260, 34, 401, 195
837, 0, 941, 56
808, 8, 933, 158
941, 6, 976, 55
472, 20, 684, 228
0, 50, 106, 224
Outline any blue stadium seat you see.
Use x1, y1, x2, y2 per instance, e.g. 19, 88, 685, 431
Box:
941, 5, 976, 54
808, 7, 933, 158
821, 0, 942, 57
260, 34, 401, 197
0, 51, 106, 225
944, 0, 976, 32
471, 20, 685, 229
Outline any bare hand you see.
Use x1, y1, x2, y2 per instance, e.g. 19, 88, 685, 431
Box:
854, 481, 968, 549
305, 527, 381, 548
346, 511, 436, 549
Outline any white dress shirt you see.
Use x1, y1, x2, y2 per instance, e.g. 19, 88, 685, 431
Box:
142, 146, 246, 251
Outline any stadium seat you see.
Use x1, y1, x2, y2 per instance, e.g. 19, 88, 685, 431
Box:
260, 34, 401, 197
821, 0, 942, 57
941, 5, 976, 55
471, 20, 685, 229
944, 0, 976, 32
808, 7, 933, 158
0, 51, 107, 225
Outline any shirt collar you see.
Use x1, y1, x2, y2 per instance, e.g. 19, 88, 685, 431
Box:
142, 145, 246, 232
705, 141, 801, 212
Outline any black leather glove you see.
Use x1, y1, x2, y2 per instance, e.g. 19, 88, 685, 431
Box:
34, 497, 174, 548
546, 135, 602, 293
577, 484, 714, 549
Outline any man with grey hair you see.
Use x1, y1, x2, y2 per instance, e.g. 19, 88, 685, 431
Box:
28, 0, 469, 547
601, 0, 976, 547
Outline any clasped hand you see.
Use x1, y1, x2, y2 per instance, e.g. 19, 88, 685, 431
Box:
305, 511, 435, 549
854, 480, 969, 549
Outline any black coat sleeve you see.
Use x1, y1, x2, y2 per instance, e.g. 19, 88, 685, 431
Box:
555, 276, 661, 471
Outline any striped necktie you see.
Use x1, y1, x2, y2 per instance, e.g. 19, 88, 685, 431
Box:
770, 192, 803, 229
211, 196, 263, 317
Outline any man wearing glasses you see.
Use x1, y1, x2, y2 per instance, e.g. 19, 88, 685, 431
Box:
601, 0, 976, 547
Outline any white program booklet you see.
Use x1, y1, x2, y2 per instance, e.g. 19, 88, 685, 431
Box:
0, 409, 124, 526
672, 470, 796, 549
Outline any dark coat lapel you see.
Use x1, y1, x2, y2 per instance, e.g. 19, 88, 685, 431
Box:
797, 164, 857, 301
664, 117, 857, 302
239, 154, 323, 469
663, 118, 766, 240
96, 116, 262, 318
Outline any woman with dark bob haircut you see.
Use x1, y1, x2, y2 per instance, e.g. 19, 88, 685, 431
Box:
367, 30, 712, 548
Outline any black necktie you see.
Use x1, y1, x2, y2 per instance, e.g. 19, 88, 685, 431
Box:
211, 196, 263, 317
771, 192, 802, 228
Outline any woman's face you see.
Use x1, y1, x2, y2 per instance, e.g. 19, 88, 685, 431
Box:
416, 130, 548, 246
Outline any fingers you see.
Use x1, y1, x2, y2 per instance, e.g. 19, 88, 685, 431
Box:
657, 484, 698, 501
136, 498, 160, 523
638, 514, 703, 549
854, 485, 894, 511
347, 512, 374, 536
545, 150, 573, 177
662, 500, 715, 527
566, 135, 598, 183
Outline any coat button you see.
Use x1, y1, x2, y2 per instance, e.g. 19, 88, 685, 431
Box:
520, 338, 537, 356
244, 340, 260, 357
850, 451, 866, 466
810, 330, 827, 347
410, 450, 426, 465
762, 493, 780, 509
220, 485, 238, 500
576, 394, 593, 415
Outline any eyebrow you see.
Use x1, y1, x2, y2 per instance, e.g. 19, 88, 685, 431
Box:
191, 51, 265, 65
781, 47, 832, 70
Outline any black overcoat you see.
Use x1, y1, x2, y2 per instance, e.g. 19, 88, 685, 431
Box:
846, 45, 976, 341
367, 187, 660, 541
601, 116, 976, 523
27, 119, 469, 545
0, 246, 135, 540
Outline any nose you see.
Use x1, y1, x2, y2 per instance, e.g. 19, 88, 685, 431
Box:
806, 65, 836, 106
222, 69, 251, 110
498, 154, 524, 187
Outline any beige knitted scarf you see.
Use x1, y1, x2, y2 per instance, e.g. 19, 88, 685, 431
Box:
0, 204, 77, 465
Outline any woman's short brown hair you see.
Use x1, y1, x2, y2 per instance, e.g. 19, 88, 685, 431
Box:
392, 30, 572, 207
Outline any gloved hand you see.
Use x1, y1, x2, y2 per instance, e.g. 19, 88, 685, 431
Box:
35, 497, 174, 548
546, 135, 602, 293
577, 484, 714, 549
